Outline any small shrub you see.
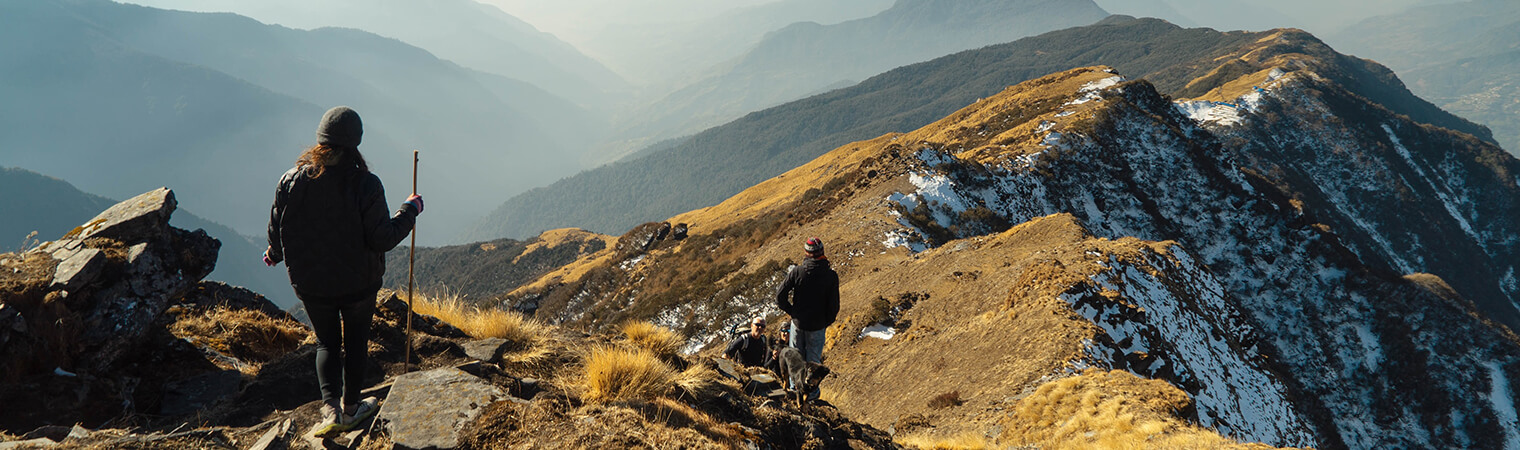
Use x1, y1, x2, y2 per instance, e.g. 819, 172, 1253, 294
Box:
866, 296, 893, 325
928, 390, 963, 409
954, 207, 1011, 236
582, 346, 676, 403
622, 321, 683, 360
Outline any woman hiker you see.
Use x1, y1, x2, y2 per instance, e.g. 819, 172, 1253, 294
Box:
264, 106, 423, 438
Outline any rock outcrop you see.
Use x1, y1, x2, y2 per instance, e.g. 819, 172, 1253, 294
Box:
1, 188, 218, 381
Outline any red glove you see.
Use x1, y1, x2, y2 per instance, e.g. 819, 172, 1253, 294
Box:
405, 194, 424, 214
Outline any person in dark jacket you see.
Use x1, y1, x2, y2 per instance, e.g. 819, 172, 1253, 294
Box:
264, 106, 422, 438
774, 237, 839, 399
723, 316, 772, 368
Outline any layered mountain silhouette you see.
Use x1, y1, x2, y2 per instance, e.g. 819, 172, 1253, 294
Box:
494, 54, 1520, 449
0, 0, 590, 242
578, 0, 895, 88
605, 0, 1110, 160
120, 0, 626, 110
1331, 0, 1520, 156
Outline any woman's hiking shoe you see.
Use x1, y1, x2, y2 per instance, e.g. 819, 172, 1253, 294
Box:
310, 403, 348, 439
343, 397, 380, 428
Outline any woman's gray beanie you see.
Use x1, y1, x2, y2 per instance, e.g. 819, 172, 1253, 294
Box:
316, 106, 362, 148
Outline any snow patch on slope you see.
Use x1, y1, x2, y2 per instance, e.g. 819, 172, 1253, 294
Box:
1176, 101, 1245, 126
1064, 76, 1126, 106
1063, 248, 1315, 446
1383, 124, 1483, 248
1485, 362, 1520, 449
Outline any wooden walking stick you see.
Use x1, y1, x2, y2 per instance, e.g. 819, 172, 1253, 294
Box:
404, 150, 418, 372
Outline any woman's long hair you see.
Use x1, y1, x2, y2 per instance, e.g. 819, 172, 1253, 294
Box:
295, 144, 368, 178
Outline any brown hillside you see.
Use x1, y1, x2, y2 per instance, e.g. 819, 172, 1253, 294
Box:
502, 67, 1298, 448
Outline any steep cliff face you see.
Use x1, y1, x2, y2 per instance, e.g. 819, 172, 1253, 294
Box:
504, 56, 1520, 446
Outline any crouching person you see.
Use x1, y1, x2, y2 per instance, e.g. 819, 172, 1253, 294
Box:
723, 316, 772, 368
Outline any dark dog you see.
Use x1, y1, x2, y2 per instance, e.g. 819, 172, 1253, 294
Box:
776, 347, 830, 410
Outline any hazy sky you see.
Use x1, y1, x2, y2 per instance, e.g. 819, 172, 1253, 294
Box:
480, 0, 775, 47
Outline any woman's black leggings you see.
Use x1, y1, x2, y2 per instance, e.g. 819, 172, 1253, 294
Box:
300, 290, 376, 408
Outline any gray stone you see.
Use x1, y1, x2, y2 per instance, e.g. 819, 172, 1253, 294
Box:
51, 248, 105, 291
249, 418, 292, 450
66, 425, 90, 441
67, 188, 176, 243
380, 367, 504, 450
159, 370, 244, 416
463, 338, 510, 363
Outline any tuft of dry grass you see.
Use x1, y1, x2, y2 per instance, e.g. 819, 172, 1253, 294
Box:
897, 430, 996, 450
169, 308, 308, 370
408, 289, 545, 345
581, 346, 677, 403
621, 321, 683, 360
997, 369, 1281, 449
674, 363, 729, 402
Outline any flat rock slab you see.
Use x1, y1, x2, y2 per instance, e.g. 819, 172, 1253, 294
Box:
462, 338, 509, 363
380, 367, 504, 450
67, 188, 175, 243
51, 248, 104, 291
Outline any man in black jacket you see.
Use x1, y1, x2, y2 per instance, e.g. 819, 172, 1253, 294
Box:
723, 316, 772, 368
775, 237, 839, 399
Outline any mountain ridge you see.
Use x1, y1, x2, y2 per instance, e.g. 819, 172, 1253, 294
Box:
604, 0, 1112, 161
495, 62, 1520, 447
468, 17, 1492, 243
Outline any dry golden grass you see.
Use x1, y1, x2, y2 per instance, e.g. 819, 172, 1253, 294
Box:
581, 345, 677, 403
621, 321, 683, 360
408, 290, 544, 345
897, 430, 997, 450
169, 308, 308, 370
997, 369, 1282, 450
674, 363, 728, 401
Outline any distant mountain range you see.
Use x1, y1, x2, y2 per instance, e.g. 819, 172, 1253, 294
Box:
604, 0, 1111, 160
119, 0, 627, 109
0, 0, 593, 243
468, 16, 1491, 242
0, 167, 297, 309
1330, 0, 1520, 156
576, 0, 895, 88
